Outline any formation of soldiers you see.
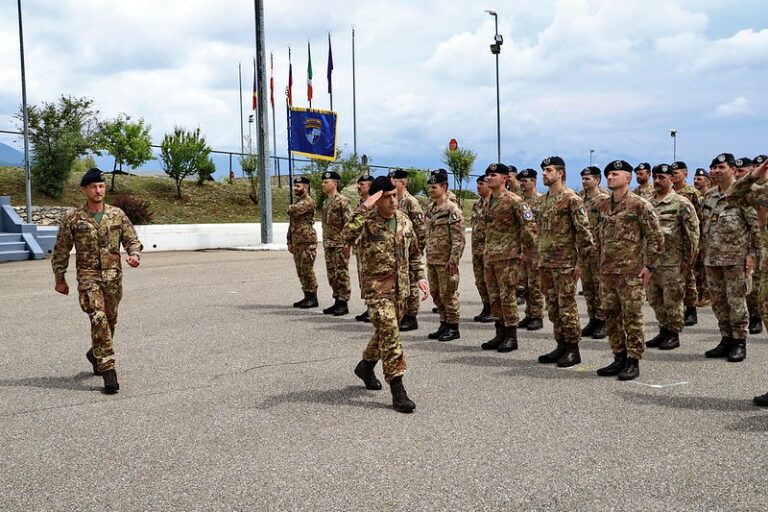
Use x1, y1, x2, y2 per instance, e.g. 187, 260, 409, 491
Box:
287, 153, 768, 413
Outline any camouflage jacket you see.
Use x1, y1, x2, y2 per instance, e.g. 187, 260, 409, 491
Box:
650, 190, 699, 267
471, 197, 487, 256
425, 199, 465, 266
286, 194, 317, 245
729, 174, 768, 271
51, 204, 143, 285
483, 189, 537, 263
321, 193, 352, 248
446, 190, 460, 207
522, 191, 544, 220
341, 206, 424, 302
537, 187, 593, 268
674, 183, 702, 216
593, 191, 663, 275
632, 184, 654, 202
579, 187, 610, 235
700, 185, 760, 266
398, 193, 427, 250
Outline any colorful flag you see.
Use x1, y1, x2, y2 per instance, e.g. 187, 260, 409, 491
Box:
327, 34, 333, 94
252, 58, 257, 111
307, 42, 313, 102
288, 49, 293, 105
288, 106, 338, 161
269, 52, 275, 108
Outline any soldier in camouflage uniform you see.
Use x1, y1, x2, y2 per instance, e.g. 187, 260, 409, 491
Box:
390, 168, 427, 331
733, 157, 763, 334
505, 165, 523, 197
354, 175, 374, 322
535, 157, 594, 367
694, 168, 712, 196
645, 164, 699, 351
479, 163, 537, 353
518, 168, 545, 331
287, 176, 319, 309
424, 170, 466, 342
693, 168, 712, 307
670, 161, 703, 326
471, 175, 492, 322
51, 168, 142, 394
578, 166, 610, 339
342, 177, 429, 413
700, 153, 759, 363
632, 163, 654, 201
594, 160, 664, 381
320, 171, 352, 316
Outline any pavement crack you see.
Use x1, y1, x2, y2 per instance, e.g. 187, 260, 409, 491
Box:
211, 356, 346, 380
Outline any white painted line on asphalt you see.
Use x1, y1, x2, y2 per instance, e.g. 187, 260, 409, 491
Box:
630, 381, 689, 389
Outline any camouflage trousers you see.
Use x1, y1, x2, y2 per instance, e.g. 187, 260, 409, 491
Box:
521, 258, 544, 318
405, 254, 423, 317
581, 255, 604, 321
760, 272, 768, 330
363, 297, 407, 384
78, 279, 122, 372
747, 267, 762, 318
292, 243, 318, 293
683, 264, 698, 308
472, 251, 490, 304
540, 267, 580, 343
706, 265, 748, 339
647, 266, 684, 333
484, 258, 521, 327
324, 246, 350, 301
427, 264, 460, 323
601, 273, 646, 360
694, 254, 709, 304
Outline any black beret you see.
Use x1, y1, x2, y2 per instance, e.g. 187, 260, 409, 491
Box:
754, 155, 767, 165
507, 165, 518, 174
541, 156, 565, 168
293, 176, 310, 185
476, 175, 486, 183
485, 163, 510, 175
80, 168, 105, 187
634, 162, 651, 173
369, 176, 396, 196
711, 153, 735, 167
428, 170, 448, 184
652, 164, 673, 175
694, 168, 710, 178
735, 157, 753, 168
357, 175, 373, 183
518, 168, 537, 179
388, 168, 409, 179
670, 161, 688, 171
580, 166, 601, 177
604, 160, 633, 176
321, 171, 341, 180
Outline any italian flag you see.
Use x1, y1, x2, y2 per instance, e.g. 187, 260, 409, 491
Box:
307, 42, 313, 102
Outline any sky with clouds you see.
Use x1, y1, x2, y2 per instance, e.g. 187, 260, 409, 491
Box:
1, 0, 767, 189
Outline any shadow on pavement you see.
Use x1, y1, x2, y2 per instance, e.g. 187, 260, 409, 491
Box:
727, 413, 768, 432
0, 371, 100, 392
642, 351, 710, 363
254, 385, 391, 411
616, 390, 757, 412
442, 354, 600, 380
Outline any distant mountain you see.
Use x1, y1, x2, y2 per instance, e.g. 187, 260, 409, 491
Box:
0, 143, 24, 167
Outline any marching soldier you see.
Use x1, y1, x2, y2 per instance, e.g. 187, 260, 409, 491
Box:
471, 175, 493, 322
632, 162, 654, 201
578, 166, 609, 339
320, 171, 352, 316
535, 157, 594, 367
354, 175, 374, 322
480, 163, 537, 352
342, 176, 429, 413
645, 164, 699, 350
594, 160, 664, 381
700, 153, 759, 363
288, 176, 319, 309
733, 157, 763, 333
518, 168, 544, 330
425, 170, 466, 341
390, 168, 427, 331
51, 168, 143, 394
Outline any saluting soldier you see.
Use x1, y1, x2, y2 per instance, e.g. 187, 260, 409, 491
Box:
320, 171, 352, 316
700, 153, 760, 363
535, 157, 594, 367
51, 168, 142, 394
632, 162, 654, 201
733, 157, 763, 334
517, 168, 545, 330
593, 160, 664, 381
425, 170, 466, 342
471, 175, 493, 322
578, 166, 610, 339
342, 177, 429, 413
354, 175, 374, 322
287, 176, 319, 309
480, 163, 537, 352
645, 164, 699, 351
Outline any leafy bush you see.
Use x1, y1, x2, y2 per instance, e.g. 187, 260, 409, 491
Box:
406, 168, 429, 197
71, 155, 97, 174
196, 157, 216, 185
111, 196, 154, 225
453, 189, 478, 200
160, 127, 211, 198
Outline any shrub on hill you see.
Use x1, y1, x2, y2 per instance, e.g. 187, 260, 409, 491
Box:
111, 196, 154, 225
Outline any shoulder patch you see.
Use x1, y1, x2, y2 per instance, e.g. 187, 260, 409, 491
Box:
450, 211, 460, 222
522, 205, 534, 221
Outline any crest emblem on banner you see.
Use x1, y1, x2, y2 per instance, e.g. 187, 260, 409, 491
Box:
304, 118, 322, 144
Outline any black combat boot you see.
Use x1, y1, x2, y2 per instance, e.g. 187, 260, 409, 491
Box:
592, 320, 607, 339
481, 322, 505, 350
355, 310, 370, 322
354, 360, 382, 390
428, 322, 447, 340
645, 328, 670, 348
293, 293, 307, 308
102, 369, 119, 394
431, 307, 438, 313
749, 316, 763, 334
86, 349, 100, 375
399, 315, 418, 331
597, 353, 627, 377
727, 338, 746, 362
753, 392, 768, 406
389, 376, 415, 413
526, 317, 543, 331
538, 341, 566, 364
705, 337, 732, 358
474, 303, 493, 323
618, 357, 640, 381
438, 323, 460, 342
581, 318, 599, 337
518, 316, 532, 328
557, 343, 581, 368
497, 326, 518, 352
683, 306, 698, 326
516, 292, 526, 305
298, 292, 318, 309
323, 299, 339, 314
659, 331, 680, 350
331, 300, 349, 316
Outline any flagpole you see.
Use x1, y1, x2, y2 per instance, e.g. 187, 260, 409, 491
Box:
17, 0, 32, 222
327, 32, 333, 111
307, 40, 312, 109
286, 97, 294, 204
271, 52, 280, 187
352, 26, 357, 156
238, 62, 245, 165
254, 0, 272, 243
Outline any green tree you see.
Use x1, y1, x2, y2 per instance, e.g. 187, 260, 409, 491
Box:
442, 147, 477, 207
17, 95, 99, 198
96, 114, 154, 191
239, 136, 260, 203
160, 127, 211, 198
196, 157, 216, 185
405, 168, 429, 197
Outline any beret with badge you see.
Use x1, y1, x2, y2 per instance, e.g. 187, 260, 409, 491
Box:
754, 155, 767, 165
357, 175, 373, 183
476, 175, 486, 183
369, 176, 396, 196
710, 153, 735, 167
293, 176, 310, 185
485, 163, 510, 176
671, 161, 688, 171
634, 162, 650, 173
580, 166, 601, 177
322, 171, 341, 180
518, 168, 537, 179
541, 156, 565, 168
735, 157, 753, 168
80, 167, 106, 187
428, 169, 449, 184
604, 160, 633, 177
388, 168, 409, 179
694, 168, 710, 178
507, 165, 518, 174
652, 163, 673, 175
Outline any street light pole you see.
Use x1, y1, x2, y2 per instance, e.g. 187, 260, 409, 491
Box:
486, 10, 502, 163
16, 0, 32, 223
670, 129, 677, 161
589, 149, 595, 165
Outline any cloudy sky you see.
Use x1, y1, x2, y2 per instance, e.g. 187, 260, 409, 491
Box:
1, 0, 767, 188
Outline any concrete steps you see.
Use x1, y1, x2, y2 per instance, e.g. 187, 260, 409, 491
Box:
0, 233, 30, 262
